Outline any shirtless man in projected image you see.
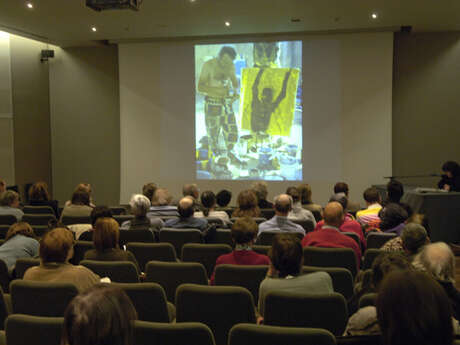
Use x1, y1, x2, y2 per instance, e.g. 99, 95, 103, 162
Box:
251, 68, 291, 133
198, 46, 239, 165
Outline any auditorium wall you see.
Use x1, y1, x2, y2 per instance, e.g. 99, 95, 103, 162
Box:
393, 32, 460, 187
49, 45, 120, 205
9, 35, 52, 195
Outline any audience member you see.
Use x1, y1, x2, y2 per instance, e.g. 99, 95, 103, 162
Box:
0, 179, 5, 195
142, 182, 157, 202
382, 222, 429, 259
164, 196, 208, 231
62, 284, 138, 345
285, 186, 316, 227
377, 203, 409, 235
258, 234, 333, 317
232, 190, 261, 218
27, 181, 59, 216
334, 182, 361, 214
0, 222, 39, 274
377, 270, 454, 345
412, 242, 460, 320
381, 214, 429, 253
209, 217, 270, 285
60, 189, 94, 221
216, 189, 232, 208
0, 190, 23, 221
78, 206, 113, 240
258, 194, 305, 237
84, 217, 140, 273
297, 183, 322, 214
314, 193, 365, 249
302, 201, 361, 268
251, 181, 273, 209
384, 179, 404, 205
194, 191, 231, 226
65, 183, 95, 207
183, 183, 200, 200
148, 188, 179, 217
356, 187, 382, 226
345, 252, 411, 332
23, 228, 100, 292
438, 161, 460, 192
121, 194, 163, 231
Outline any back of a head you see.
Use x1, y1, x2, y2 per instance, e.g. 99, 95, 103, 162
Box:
416, 242, 455, 283
442, 161, 460, 177
90, 206, 113, 226
363, 187, 380, 204
216, 189, 232, 207
386, 180, 404, 203
231, 217, 258, 245
29, 181, 50, 201
142, 182, 157, 202
297, 183, 312, 204
129, 194, 150, 217
285, 186, 300, 203
73, 183, 92, 197
40, 228, 74, 263
237, 190, 258, 211
377, 270, 453, 345
94, 217, 119, 252
401, 223, 428, 255
334, 182, 349, 196
71, 190, 90, 206
178, 197, 194, 218
269, 234, 302, 277
379, 203, 409, 230
151, 188, 172, 206
5, 222, 36, 242
329, 192, 348, 211
182, 183, 199, 199
251, 181, 268, 202
371, 252, 411, 290
200, 191, 216, 210
62, 284, 138, 345
323, 202, 344, 227
0, 179, 5, 194
274, 194, 292, 215
0, 190, 18, 207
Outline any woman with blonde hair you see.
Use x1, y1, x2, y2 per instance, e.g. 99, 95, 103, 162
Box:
232, 190, 261, 218
83, 218, 140, 273
0, 222, 39, 274
28, 181, 59, 216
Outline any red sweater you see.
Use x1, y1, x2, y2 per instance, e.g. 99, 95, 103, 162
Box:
314, 218, 365, 249
209, 250, 270, 285
301, 227, 361, 268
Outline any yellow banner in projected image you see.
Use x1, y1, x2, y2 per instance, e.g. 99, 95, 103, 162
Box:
241, 68, 299, 137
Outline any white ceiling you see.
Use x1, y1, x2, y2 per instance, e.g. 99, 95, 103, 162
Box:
0, 0, 459, 47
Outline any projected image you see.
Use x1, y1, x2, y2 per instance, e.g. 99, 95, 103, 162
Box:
195, 41, 302, 180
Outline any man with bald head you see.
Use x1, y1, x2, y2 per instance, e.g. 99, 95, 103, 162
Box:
258, 194, 305, 237
302, 201, 361, 267
163, 196, 208, 231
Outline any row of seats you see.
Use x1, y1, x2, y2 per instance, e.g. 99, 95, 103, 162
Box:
4, 315, 387, 345
2, 279, 381, 344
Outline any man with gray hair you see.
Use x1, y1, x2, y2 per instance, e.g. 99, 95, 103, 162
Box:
251, 181, 273, 209
121, 194, 164, 231
258, 194, 305, 237
401, 223, 429, 259
413, 242, 460, 320
0, 190, 23, 221
148, 188, 179, 217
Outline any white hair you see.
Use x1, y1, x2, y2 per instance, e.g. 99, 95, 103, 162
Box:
129, 194, 151, 217
415, 242, 455, 283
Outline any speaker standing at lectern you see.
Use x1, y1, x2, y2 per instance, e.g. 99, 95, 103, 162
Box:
438, 161, 460, 192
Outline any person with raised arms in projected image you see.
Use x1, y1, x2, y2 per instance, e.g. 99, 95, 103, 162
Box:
198, 46, 241, 178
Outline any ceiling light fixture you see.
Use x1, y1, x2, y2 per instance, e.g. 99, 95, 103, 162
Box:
91, 26, 97, 32
26, 2, 33, 9
371, 13, 378, 19
225, 21, 231, 27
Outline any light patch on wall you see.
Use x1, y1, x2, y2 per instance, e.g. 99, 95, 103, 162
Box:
0, 31, 9, 39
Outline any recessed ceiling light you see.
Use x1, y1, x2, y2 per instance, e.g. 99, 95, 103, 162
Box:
189, 0, 196, 3
225, 21, 231, 27
371, 13, 378, 19
26, 2, 33, 9
91, 26, 97, 32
